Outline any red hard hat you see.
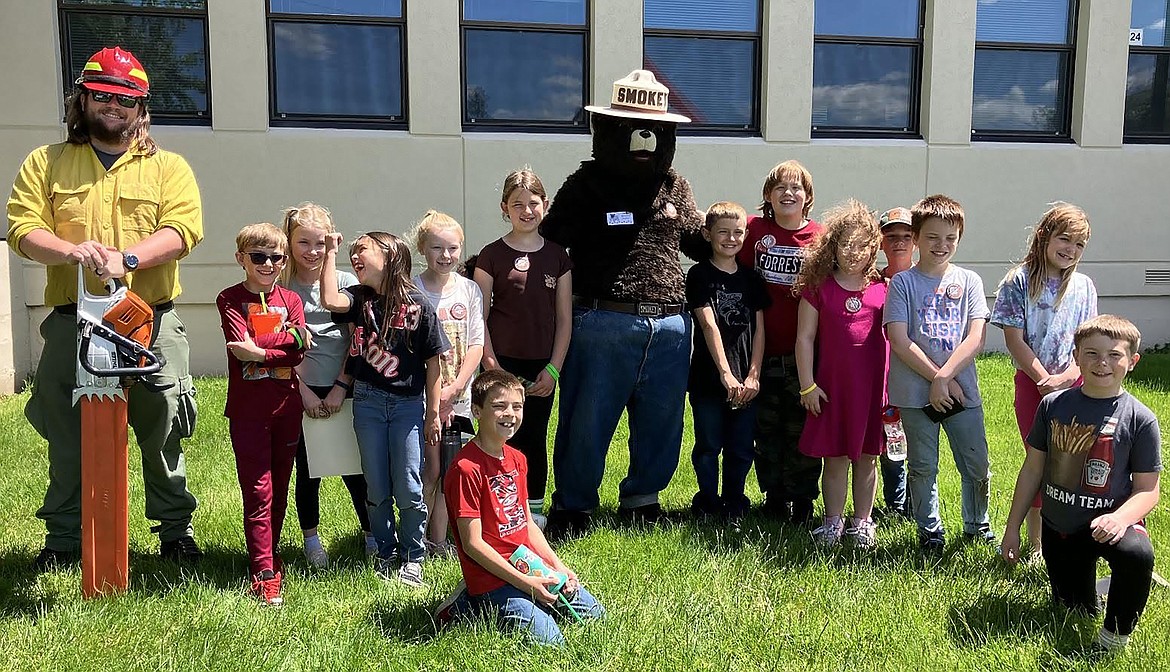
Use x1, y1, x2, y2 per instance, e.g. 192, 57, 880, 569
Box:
76, 47, 149, 98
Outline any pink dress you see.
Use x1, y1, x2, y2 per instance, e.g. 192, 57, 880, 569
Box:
797, 277, 888, 460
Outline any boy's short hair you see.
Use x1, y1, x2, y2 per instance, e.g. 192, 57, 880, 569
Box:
1074, 314, 1142, 355
760, 160, 814, 219
236, 223, 287, 252
471, 369, 526, 409
704, 201, 747, 229
910, 194, 965, 239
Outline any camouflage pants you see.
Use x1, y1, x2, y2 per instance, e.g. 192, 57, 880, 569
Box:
754, 355, 822, 502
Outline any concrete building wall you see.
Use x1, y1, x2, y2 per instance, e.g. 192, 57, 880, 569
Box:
2, 0, 1168, 392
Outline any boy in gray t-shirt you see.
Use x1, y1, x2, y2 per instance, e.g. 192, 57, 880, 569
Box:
883, 195, 993, 552
1002, 315, 1161, 652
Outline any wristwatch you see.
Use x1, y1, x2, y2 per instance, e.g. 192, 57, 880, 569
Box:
123, 251, 139, 272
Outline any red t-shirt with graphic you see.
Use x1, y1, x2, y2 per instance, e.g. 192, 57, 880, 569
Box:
444, 440, 532, 596
738, 216, 822, 356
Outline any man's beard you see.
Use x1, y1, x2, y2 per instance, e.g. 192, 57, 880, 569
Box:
85, 108, 133, 145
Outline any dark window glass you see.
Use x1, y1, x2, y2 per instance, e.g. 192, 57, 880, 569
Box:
972, 49, 1067, 134
644, 37, 755, 128
645, 0, 757, 32
61, 9, 209, 119
463, 0, 585, 24
812, 43, 915, 131
1131, 0, 1169, 46
272, 22, 402, 119
62, 0, 205, 7
814, 0, 918, 38
975, 0, 1071, 44
464, 29, 585, 124
643, 0, 760, 133
270, 0, 401, 17
1126, 2, 1170, 140
811, 0, 921, 135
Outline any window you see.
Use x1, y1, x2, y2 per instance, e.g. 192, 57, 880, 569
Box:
972, 0, 1076, 140
461, 0, 589, 130
59, 0, 210, 123
268, 1, 406, 128
812, 0, 922, 136
643, 0, 760, 133
1125, 0, 1170, 141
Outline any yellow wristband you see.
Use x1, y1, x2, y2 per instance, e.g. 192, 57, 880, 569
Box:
799, 383, 818, 396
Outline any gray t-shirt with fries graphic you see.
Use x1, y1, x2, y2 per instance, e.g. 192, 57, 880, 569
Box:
1028, 389, 1161, 534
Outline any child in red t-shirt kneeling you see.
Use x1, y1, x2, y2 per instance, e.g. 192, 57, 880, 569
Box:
435, 370, 603, 646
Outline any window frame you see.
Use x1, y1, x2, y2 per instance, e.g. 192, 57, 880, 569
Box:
810, 1, 924, 139
971, 0, 1078, 143
642, 1, 762, 136
459, 1, 590, 133
58, 0, 212, 125
266, 2, 409, 130
1124, 44, 1170, 143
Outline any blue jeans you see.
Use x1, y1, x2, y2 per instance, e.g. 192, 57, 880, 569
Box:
880, 452, 907, 514
551, 307, 691, 512
352, 382, 427, 562
901, 405, 991, 536
690, 395, 756, 507
452, 583, 605, 646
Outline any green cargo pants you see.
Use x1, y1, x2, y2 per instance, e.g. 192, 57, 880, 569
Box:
26, 308, 199, 552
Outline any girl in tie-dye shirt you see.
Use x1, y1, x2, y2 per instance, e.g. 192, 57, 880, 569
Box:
991, 202, 1097, 558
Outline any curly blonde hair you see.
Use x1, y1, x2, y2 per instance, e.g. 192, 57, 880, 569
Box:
793, 199, 881, 295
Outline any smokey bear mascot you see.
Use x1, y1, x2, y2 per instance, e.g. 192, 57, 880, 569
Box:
541, 70, 707, 536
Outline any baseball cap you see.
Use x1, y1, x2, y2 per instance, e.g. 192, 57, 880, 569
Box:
879, 207, 912, 229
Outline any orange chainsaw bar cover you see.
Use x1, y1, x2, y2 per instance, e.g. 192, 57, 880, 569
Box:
81, 396, 129, 598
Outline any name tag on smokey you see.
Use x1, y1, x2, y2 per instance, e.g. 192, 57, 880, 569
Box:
607, 211, 635, 226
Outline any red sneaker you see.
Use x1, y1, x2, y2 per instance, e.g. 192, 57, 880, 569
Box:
250, 569, 284, 607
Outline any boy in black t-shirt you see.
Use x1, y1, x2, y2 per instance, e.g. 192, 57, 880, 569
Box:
685, 202, 771, 518
1002, 315, 1161, 652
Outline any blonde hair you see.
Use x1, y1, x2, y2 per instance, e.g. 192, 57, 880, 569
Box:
1019, 202, 1091, 307
235, 222, 286, 253
410, 209, 464, 254
704, 201, 747, 229
759, 160, 814, 220
1075, 314, 1141, 356
280, 202, 335, 285
911, 194, 965, 239
793, 199, 881, 295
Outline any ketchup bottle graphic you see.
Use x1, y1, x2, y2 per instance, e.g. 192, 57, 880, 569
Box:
1082, 416, 1118, 494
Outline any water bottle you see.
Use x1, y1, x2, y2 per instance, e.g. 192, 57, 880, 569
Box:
882, 405, 907, 461
441, 426, 464, 473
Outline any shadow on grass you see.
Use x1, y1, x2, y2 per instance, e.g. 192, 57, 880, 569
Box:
947, 591, 1102, 663
369, 600, 444, 644
127, 543, 253, 594
0, 548, 54, 619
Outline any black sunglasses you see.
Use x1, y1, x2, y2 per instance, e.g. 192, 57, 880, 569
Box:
88, 90, 142, 109
246, 252, 286, 265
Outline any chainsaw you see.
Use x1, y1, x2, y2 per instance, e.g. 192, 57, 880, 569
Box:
73, 267, 163, 402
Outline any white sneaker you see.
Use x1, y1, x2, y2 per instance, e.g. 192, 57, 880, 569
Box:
812, 516, 845, 547
303, 539, 329, 569
845, 517, 877, 549
397, 560, 425, 588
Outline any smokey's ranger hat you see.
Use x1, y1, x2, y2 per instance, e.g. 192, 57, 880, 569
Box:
585, 69, 691, 123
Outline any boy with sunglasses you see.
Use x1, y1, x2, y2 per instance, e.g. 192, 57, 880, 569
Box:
7, 46, 205, 570
216, 223, 311, 606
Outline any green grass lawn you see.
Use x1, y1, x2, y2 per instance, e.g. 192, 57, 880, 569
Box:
0, 354, 1167, 671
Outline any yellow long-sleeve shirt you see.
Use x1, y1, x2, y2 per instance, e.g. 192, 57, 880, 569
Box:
7, 141, 203, 306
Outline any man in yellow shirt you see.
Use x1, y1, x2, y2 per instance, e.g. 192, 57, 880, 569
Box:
7, 47, 203, 569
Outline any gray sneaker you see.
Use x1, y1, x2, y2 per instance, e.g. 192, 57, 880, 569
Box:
845, 517, 877, 549
397, 561, 425, 588
303, 542, 329, 569
811, 516, 845, 547
373, 554, 400, 581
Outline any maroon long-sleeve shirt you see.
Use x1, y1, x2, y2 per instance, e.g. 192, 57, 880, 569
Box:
216, 282, 306, 419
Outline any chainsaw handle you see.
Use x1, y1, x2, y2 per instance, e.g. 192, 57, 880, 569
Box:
79, 321, 163, 377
